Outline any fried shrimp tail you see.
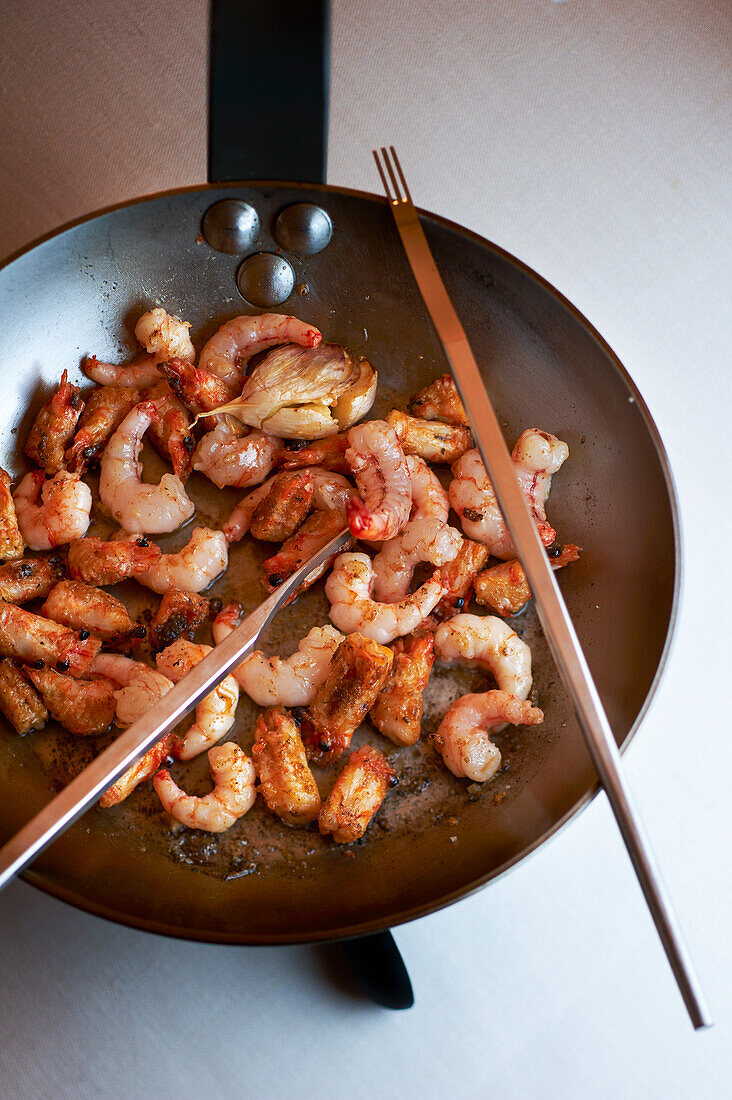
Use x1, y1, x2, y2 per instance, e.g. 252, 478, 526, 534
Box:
66, 385, 141, 473
153, 743, 257, 831
409, 375, 469, 426
252, 708, 322, 827
387, 409, 472, 464
370, 635, 435, 746
318, 745, 397, 843
434, 690, 544, 783
0, 659, 48, 735
0, 601, 100, 676
0, 555, 64, 604
24, 371, 85, 475
299, 632, 394, 765
249, 470, 315, 542
0, 468, 25, 561
41, 580, 143, 651
149, 588, 209, 651
67, 534, 162, 586
25, 666, 115, 736
474, 544, 581, 617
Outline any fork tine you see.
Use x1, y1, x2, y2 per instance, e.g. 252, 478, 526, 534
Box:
372, 149, 393, 203
389, 146, 412, 203
382, 146, 403, 202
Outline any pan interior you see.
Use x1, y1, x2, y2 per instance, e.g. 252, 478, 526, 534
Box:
0, 184, 677, 942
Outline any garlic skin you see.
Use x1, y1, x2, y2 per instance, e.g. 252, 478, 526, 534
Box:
207, 342, 377, 439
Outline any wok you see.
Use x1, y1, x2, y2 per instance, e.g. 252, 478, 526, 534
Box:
0, 1, 679, 945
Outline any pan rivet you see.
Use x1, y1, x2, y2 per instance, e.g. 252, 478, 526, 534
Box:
274, 203, 332, 255
236, 252, 295, 307
202, 199, 260, 254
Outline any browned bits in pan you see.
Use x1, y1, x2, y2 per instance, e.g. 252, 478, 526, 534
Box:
278, 433, 350, 474
386, 408, 472, 464
67, 535, 162, 586
252, 707, 322, 827
149, 587, 209, 652
474, 544, 581, 618
370, 634, 435, 746
0, 555, 65, 604
0, 659, 48, 735
66, 385, 141, 473
250, 470, 315, 542
0, 601, 100, 676
141, 380, 195, 480
0, 468, 24, 562
41, 580, 142, 652
24, 371, 85, 476
99, 732, 178, 807
318, 744, 397, 844
25, 666, 115, 736
300, 633, 394, 766
409, 374, 469, 426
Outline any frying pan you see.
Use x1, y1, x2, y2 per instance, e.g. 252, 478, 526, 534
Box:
0, 1, 678, 947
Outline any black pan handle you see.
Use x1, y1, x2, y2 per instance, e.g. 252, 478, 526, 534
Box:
342, 931, 415, 1010
209, 0, 329, 184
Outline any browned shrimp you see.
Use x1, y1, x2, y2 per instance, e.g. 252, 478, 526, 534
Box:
278, 434, 350, 474
149, 587, 209, 652
41, 580, 144, 650
0, 601, 100, 676
0, 469, 24, 561
67, 534, 161, 586
474, 544, 581, 617
370, 635, 434, 746
298, 632, 394, 766
100, 731, 178, 807
25, 665, 115, 736
0, 555, 64, 604
318, 744, 397, 843
249, 470, 315, 542
409, 374, 468, 426
142, 381, 195, 480
24, 371, 85, 475
418, 538, 492, 631
386, 409, 472, 464
0, 659, 48, 734
65, 385, 141, 473
157, 357, 234, 415
261, 509, 351, 594
251, 707, 322, 827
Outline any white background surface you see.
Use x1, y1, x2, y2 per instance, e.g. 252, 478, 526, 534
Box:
1, 2, 730, 1097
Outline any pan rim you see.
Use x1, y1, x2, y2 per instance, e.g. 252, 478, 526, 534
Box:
3, 179, 682, 944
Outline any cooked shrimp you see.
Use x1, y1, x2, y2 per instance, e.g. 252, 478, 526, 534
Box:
369, 635, 435, 746
98, 400, 194, 534
421, 538, 492, 629
153, 743, 257, 831
325, 552, 445, 644
154, 638, 239, 760
142, 381, 195, 480
298, 632, 394, 765
474, 544, 581, 617
250, 471, 314, 541
199, 313, 322, 388
24, 371, 85, 475
136, 527, 227, 594
387, 409, 472, 464
0, 601, 100, 676
252, 708, 321, 827
157, 357, 234, 414
372, 518, 462, 603
318, 745, 397, 844
434, 613, 533, 699
100, 730, 177, 807
213, 603, 343, 706
13, 471, 92, 551
261, 509, 350, 593
407, 455, 449, 522
83, 308, 194, 388
278, 434, 350, 474
113, 665, 173, 728
41, 580, 143, 650
66, 385, 141, 473
221, 476, 277, 543
0, 468, 24, 561
67, 533, 161, 586
25, 665, 115, 736
449, 429, 569, 558
149, 587, 209, 652
410, 374, 469, 426
345, 420, 411, 541
192, 420, 282, 488
434, 690, 544, 783
0, 555, 64, 604
0, 658, 48, 735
